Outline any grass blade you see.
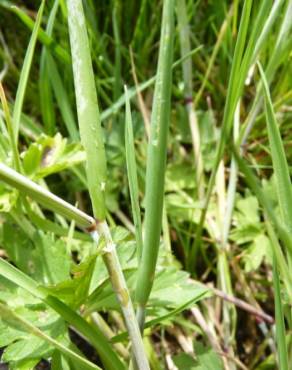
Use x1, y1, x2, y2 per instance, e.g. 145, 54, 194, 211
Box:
177, 0, 204, 199
46, 52, 79, 140
273, 258, 289, 370
12, 0, 45, 143
39, 0, 58, 136
8, 3, 70, 64
258, 62, 292, 232
67, 0, 106, 221
113, 4, 122, 102
0, 302, 101, 370
0, 258, 125, 370
189, 0, 253, 269
0, 163, 94, 228
0, 83, 21, 171
135, 0, 175, 327
100, 46, 202, 123
124, 85, 143, 261
266, 222, 292, 303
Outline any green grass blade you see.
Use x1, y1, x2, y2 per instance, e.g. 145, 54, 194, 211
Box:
266, 222, 292, 303
28, 210, 90, 241
194, 5, 233, 107
113, 4, 122, 102
258, 63, 292, 232
0, 163, 94, 228
100, 46, 203, 123
38, 0, 76, 139
124, 86, 143, 261
46, 53, 79, 140
12, 0, 45, 143
0, 258, 125, 370
39, 0, 58, 135
239, 1, 292, 146
251, 0, 284, 62
135, 0, 175, 314
9, 4, 70, 64
0, 84, 21, 171
0, 302, 101, 370
45, 296, 126, 370
177, 0, 204, 199
237, 0, 273, 88
190, 0, 253, 269
67, 0, 107, 220
273, 258, 289, 370
0, 257, 43, 298
111, 289, 209, 343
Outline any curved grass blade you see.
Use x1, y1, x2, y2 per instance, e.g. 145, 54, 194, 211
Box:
111, 288, 209, 343
45, 296, 126, 370
0, 302, 101, 370
0, 258, 125, 370
239, 1, 292, 146
258, 62, 292, 233
8, 4, 70, 64
124, 85, 143, 261
0, 163, 94, 228
135, 0, 175, 328
12, 0, 45, 143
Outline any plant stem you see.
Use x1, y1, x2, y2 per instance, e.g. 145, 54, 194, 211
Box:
95, 221, 150, 370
